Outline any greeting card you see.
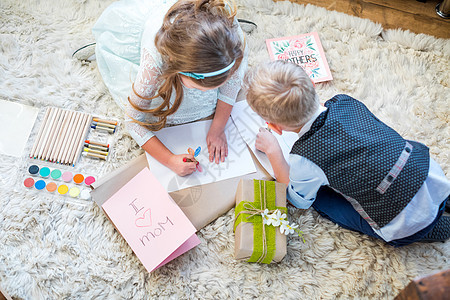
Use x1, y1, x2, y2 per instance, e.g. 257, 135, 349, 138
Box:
102, 167, 200, 272
266, 32, 332, 83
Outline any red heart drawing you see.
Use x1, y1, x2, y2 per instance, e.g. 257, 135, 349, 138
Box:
135, 209, 152, 228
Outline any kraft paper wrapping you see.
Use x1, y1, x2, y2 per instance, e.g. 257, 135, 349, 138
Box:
91, 150, 272, 231
234, 179, 287, 263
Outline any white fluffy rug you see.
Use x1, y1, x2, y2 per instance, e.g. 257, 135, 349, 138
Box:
1, 0, 449, 298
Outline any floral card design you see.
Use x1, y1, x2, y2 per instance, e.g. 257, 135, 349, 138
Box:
266, 32, 333, 83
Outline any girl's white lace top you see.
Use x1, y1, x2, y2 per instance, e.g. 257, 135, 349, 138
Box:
93, 0, 248, 146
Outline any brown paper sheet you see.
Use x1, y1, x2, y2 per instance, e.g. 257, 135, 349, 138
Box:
91, 149, 272, 231
234, 179, 287, 263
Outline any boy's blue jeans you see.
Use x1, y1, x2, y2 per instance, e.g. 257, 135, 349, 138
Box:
311, 186, 447, 247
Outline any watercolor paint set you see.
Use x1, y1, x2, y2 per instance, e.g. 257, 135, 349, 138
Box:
18, 105, 121, 202
23, 164, 96, 199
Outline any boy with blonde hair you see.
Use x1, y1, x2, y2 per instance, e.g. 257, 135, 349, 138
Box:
244, 60, 450, 246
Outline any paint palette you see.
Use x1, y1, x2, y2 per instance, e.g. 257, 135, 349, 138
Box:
24, 164, 95, 199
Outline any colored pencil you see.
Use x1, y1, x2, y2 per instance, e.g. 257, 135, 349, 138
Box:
62, 112, 83, 164
68, 113, 91, 166
36, 107, 56, 159
55, 110, 75, 163
42, 108, 63, 161
58, 111, 78, 164
71, 114, 93, 166
38, 107, 59, 160
49, 109, 71, 162
43, 109, 66, 161
85, 140, 109, 148
65, 113, 88, 166
30, 107, 51, 158
92, 117, 117, 125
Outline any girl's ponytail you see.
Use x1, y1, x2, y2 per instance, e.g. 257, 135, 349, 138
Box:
194, 0, 237, 22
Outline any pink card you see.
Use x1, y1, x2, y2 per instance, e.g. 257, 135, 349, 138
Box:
102, 167, 200, 273
154, 233, 200, 270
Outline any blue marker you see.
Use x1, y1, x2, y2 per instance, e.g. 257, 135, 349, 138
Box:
194, 146, 201, 157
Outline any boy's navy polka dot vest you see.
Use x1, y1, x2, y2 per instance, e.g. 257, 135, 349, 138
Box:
291, 94, 430, 229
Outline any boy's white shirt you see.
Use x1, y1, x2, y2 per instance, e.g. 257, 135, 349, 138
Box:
287, 105, 450, 242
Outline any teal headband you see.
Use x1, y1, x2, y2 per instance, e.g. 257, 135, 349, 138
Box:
179, 60, 236, 80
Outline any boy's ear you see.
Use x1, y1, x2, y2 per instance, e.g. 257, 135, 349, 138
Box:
268, 123, 283, 135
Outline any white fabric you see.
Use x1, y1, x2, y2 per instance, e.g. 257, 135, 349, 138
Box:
287, 106, 450, 242
93, 0, 248, 146
2, 0, 450, 298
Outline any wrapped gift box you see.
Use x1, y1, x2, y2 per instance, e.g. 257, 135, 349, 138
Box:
234, 179, 287, 264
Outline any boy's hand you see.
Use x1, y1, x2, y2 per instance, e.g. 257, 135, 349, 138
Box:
255, 127, 282, 156
256, 127, 290, 183
168, 154, 197, 176
206, 127, 228, 164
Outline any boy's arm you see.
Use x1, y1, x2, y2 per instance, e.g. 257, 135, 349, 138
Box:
255, 128, 290, 184
256, 128, 327, 209
286, 155, 328, 209
266, 149, 290, 184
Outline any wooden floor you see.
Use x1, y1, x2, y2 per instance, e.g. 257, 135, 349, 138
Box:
286, 0, 450, 39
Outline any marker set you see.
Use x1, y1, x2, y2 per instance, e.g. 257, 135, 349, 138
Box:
83, 140, 111, 161
24, 164, 95, 199
90, 117, 118, 134
82, 118, 117, 161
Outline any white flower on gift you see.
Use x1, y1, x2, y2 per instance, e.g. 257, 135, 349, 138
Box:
265, 215, 276, 226
266, 209, 286, 227
260, 209, 305, 242
279, 222, 289, 235
261, 209, 270, 225
282, 223, 299, 235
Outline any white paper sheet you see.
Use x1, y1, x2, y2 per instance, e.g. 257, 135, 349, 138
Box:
0, 100, 39, 158
230, 100, 298, 178
146, 119, 257, 192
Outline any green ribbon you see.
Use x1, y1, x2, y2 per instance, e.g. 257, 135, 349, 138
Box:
234, 180, 287, 264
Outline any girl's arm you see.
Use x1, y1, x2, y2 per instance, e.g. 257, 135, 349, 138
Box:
206, 100, 233, 163
126, 48, 196, 176
207, 16, 249, 163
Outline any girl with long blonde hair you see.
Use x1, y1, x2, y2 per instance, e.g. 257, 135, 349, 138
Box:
93, 0, 247, 176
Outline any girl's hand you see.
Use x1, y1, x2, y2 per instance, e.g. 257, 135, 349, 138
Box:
167, 154, 197, 176
255, 127, 282, 156
206, 127, 228, 164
